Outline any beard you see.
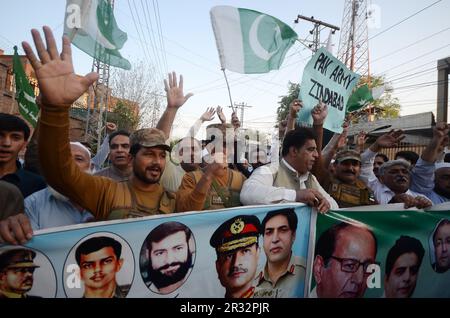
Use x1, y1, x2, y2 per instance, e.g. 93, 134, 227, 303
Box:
149, 252, 192, 290
133, 164, 162, 184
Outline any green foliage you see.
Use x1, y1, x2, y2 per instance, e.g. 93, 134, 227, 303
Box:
276, 82, 300, 127
109, 100, 139, 131
351, 75, 400, 122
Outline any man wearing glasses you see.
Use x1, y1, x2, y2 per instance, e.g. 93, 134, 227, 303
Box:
311, 222, 378, 298
0, 248, 41, 298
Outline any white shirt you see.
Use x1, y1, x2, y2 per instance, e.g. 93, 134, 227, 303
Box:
240, 159, 338, 209
360, 149, 432, 204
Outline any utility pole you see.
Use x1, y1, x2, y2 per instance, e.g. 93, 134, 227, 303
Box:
294, 15, 340, 53
84, 0, 114, 150
228, 102, 253, 127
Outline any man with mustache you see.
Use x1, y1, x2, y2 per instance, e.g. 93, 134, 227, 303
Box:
142, 222, 193, 294
12, 27, 192, 231
254, 208, 306, 298
0, 248, 41, 298
241, 101, 337, 213
325, 149, 376, 208
177, 124, 245, 211
210, 215, 261, 298
95, 130, 132, 182
430, 219, 450, 273
0, 142, 94, 244
360, 125, 449, 208
384, 236, 424, 298
75, 236, 129, 298
311, 222, 378, 298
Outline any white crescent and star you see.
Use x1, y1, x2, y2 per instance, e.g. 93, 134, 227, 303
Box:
249, 15, 282, 61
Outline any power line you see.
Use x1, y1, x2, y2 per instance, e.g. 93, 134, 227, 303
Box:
376, 43, 450, 75
372, 27, 450, 63
389, 67, 436, 82
153, 0, 169, 73
369, 0, 443, 40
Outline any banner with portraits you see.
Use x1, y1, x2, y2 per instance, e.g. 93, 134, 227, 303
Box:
310, 205, 450, 298
0, 203, 314, 298
1, 203, 449, 298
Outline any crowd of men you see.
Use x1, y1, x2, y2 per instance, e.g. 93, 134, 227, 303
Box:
1, 27, 450, 298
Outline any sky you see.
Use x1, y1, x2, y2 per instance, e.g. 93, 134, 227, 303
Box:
1, 0, 449, 139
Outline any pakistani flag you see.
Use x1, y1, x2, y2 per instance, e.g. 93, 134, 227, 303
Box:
12, 46, 39, 128
64, 0, 131, 70
210, 6, 298, 74
346, 84, 374, 113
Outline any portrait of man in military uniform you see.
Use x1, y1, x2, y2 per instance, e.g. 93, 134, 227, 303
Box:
254, 208, 306, 298
141, 221, 195, 294
0, 248, 41, 298
210, 214, 261, 298
75, 236, 131, 298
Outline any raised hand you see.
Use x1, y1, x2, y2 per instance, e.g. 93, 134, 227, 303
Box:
164, 71, 193, 109
374, 129, 405, 149
289, 99, 302, 118
311, 99, 328, 125
216, 106, 226, 124
200, 107, 216, 122
22, 26, 98, 107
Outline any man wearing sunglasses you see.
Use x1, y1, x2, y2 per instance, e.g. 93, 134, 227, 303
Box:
311, 222, 378, 298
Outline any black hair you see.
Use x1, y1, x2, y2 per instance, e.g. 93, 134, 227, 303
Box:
395, 151, 419, 165
108, 130, 130, 146
315, 222, 378, 266
281, 127, 317, 157
375, 153, 389, 163
385, 235, 424, 276
75, 236, 122, 265
129, 143, 142, 157
262, 208, 298, 233
146, 222, 192, 253
0, 113, 30, 141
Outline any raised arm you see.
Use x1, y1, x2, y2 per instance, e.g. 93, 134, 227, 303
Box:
156, 72, 193, 139
23, 26, 114, 217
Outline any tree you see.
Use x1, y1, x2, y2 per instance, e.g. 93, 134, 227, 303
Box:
110, 59, 164, 129
109, 100, 139, 132
276, 81, 300, 128
350, 75, 400, 123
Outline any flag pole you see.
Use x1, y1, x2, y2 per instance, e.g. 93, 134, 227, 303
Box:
222, 68, 236, 113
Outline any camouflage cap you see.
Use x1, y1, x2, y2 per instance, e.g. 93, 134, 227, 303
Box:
0, 248, 40, 271
210, 215, 261, 254
130, 128, 171, 152
335, 149, 361, 163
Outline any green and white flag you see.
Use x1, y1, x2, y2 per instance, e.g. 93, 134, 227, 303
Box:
64, 0, 131, 70
210, 6, 297, 74
12, 46, 39, 128
346, 84, 374, 113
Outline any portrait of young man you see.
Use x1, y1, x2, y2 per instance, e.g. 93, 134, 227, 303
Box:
312, 222, 378, 298
210, 214, 261, 298
141, 222, 194, 295
429, 219, 450, 273
384, 235, 424, 298
254, 208, 306, 298
0, 248, 41, 298
75, 236, 130, 298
